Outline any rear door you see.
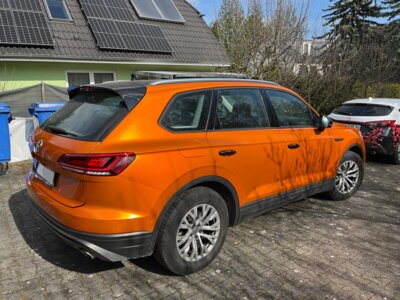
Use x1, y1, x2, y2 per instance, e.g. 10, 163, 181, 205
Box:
206, 88, 283, 207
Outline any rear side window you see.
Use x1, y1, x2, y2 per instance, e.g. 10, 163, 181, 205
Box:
42, 88, 134, 141
215, 89, 269, 130
267, 90, 316, 127
333, 104, 393, 116
160, 90, 212, 132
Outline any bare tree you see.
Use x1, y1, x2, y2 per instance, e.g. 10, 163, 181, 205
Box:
212, 0, 399, 114
213, 0, 310, 78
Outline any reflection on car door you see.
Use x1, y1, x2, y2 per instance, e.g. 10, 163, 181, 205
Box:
264, 89, 334, 188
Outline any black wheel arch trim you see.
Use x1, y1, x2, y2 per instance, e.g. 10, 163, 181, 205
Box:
150, 175, 241, 246
345, 143, 366, 161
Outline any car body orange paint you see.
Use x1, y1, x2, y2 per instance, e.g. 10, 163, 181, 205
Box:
26, 80, 365, 262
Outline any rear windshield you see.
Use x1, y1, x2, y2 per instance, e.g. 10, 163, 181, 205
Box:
42, 89, 129, 141
333, 104, 393, 116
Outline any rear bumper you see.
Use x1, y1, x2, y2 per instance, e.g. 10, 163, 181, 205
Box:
27, 188, 154, 262
364, 136, 396, 156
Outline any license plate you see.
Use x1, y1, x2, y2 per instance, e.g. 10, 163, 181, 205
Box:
347, 124, 361, 130
36, 163, 55, 187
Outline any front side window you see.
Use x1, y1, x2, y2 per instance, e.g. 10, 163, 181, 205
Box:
215, 89, 269, 130
267, 90, 316, 127
160, 91, 212, 132
45, 0, 71, 20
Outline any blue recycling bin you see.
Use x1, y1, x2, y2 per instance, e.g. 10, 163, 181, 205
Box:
29, 102, 65, 125
0, 102, 12, 174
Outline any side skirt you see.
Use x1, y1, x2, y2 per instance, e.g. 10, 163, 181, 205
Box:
238, 179, 335, 224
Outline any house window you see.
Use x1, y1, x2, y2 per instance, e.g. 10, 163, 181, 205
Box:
131, 0, 185, 23
303, 43, 310, 55
44, 0, 72, 21
94, 73, 115, 84
67, 72, 116, 88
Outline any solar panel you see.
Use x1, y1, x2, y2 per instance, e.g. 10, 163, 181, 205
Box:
0, 0, 10, 9
10, 0, 42, 12
131, 0, 185, 23
130, 0, 162, 20
109, 7, 135, 21
80, 0, 134, 21
80, 2, 112, 19
153, 0, 185, 23
79, 0, 172, 53
14, 11, 53, 46
0, 10, 18, 44
0, 0, 54, 46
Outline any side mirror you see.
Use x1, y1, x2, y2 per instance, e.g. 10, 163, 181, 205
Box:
318, 115, 332, 131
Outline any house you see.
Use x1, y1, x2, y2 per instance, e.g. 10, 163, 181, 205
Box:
0, 0, 230, 92
294, 38, 326, 75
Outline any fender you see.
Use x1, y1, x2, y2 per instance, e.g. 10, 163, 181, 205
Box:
149, 175, 240, 247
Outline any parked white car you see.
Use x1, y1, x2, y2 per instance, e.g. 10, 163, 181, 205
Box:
329, 98, 400, 165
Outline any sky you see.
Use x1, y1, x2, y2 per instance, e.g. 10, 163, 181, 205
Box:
187, 0, 332, 37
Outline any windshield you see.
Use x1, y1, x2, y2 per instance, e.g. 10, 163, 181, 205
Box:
333, 104, 393, 117
42, 89, 132, 141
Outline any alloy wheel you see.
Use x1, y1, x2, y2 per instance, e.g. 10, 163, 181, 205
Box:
335, 160, 360, 194
176, 204, 220, 262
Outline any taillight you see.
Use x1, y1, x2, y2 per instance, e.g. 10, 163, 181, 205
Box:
366, 120, 396, 127
58, 153, 135, 176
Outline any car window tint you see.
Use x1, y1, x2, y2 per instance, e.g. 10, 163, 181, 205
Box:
161, 90, 212, 132
42, 89, 132, 141
267, 90, 315, 127
333, 104, 393, 116
216, 89, 269, 130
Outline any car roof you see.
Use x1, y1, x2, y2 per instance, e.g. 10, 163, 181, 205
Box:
344, 98, 400, 106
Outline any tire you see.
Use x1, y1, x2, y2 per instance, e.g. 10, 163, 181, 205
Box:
154, 187, 229, 275
327, 151, 364, 201
392, 142, 400, 165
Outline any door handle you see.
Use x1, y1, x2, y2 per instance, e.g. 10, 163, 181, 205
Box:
219, 150, 237, 156
288, 143, 300, 149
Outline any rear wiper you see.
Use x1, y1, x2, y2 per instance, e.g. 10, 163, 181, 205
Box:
46, 125, 77, 137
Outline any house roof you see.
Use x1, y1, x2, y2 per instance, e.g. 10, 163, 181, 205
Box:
0, 0, 230, 67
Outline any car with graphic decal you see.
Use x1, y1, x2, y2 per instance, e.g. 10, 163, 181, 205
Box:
329, 98, 400, 165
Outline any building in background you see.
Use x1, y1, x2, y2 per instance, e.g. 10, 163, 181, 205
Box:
294, 38, 326, 75
0, 0, 229, 94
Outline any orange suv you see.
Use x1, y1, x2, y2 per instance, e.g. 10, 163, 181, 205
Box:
27, 79, 365, 275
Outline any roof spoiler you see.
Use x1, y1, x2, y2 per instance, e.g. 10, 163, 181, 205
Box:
67, 85, 146, 111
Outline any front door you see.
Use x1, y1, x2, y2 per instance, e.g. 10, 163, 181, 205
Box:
264, 89, 334, 187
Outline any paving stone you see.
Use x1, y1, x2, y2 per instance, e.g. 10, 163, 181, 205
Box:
0, 160, 399, 299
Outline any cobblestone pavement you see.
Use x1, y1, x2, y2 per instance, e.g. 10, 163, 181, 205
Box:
0, 160, 399, 299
